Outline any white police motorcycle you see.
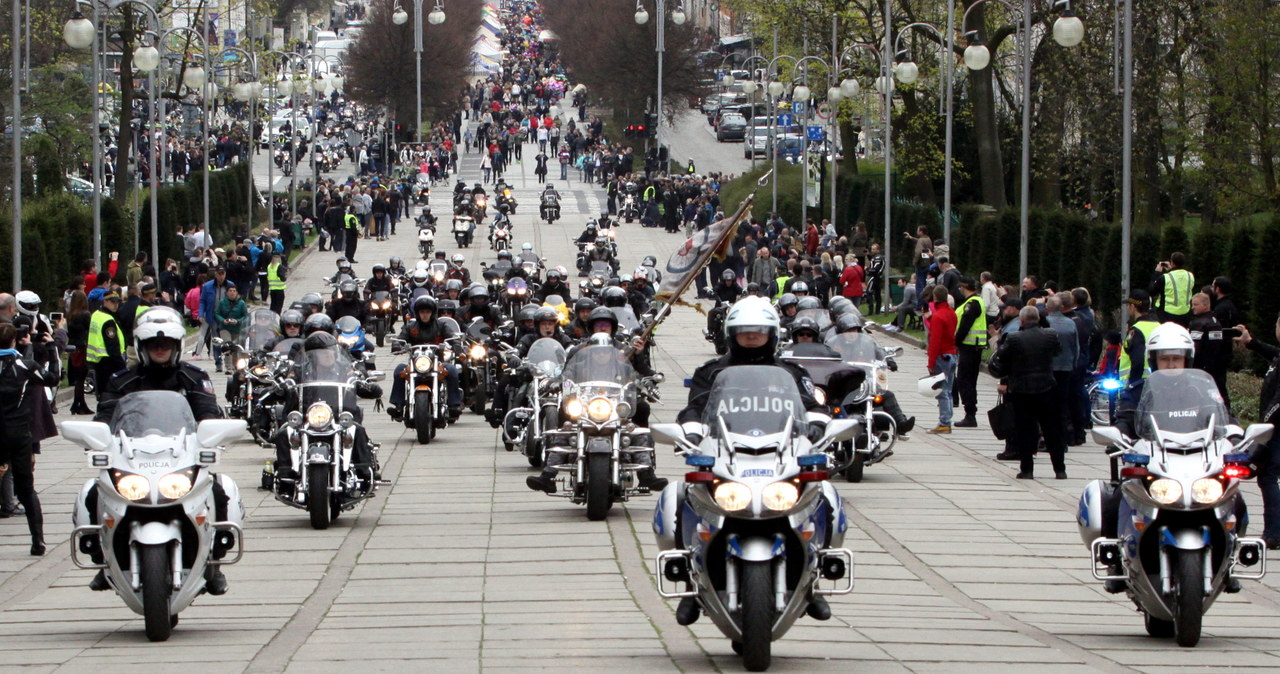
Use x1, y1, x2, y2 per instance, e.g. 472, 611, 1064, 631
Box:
650, 366, 859, 671
64, 392, 246, 642
1078, 370, 1272, 647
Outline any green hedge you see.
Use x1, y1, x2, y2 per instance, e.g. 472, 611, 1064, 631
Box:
0, 194, 132, 302
143, 162, 256, 265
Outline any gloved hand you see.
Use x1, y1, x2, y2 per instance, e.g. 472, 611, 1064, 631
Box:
887, 359, 899, 372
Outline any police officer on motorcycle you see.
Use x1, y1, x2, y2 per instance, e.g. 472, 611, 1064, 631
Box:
91, 307, 232, 594
387, 296, 463, 421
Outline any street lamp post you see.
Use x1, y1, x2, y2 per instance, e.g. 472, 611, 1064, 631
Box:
635, 0, 687, 154
394, 0, 446, 144
891, 21, 952, 242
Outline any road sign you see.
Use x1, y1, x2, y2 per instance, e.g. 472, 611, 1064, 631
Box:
807, 126, 825, 141
792, 101, 808, 116
777, 113, 793, 128
815, 102, 832, 119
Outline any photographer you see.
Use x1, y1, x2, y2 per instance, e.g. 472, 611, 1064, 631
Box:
1149, 251, 1195, 327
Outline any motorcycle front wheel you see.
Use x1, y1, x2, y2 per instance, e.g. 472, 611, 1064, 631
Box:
415, 391, 434, 444
141, 544, 174, 642
585, 453, 612, 521
740, 560, 775, 671
845, 451, 866, 482
1173, 549, 1205, 647
308, 464, 332, 530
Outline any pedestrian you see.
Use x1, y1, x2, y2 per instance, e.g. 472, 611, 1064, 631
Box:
1044, 293, 1079, 444
989, 306, 1067, 480
924, 285, 958, 434
534, 152, 548, 183
1150, 251, 1194, 326
1236, 321, 1280, 549
215, 285, 248, 344
0, 322, 59, 556
838, 257, 865, 308
65, 290, 93, 415
1188, 291, 1230, 404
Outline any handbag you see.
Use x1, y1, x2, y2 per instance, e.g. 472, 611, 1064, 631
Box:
986, 395, 1016, 441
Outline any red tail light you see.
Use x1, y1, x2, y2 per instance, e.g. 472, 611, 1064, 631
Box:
797, 470, 829, 483
1120, 467, 1149, 479
685, 471, 715, 484
1224, 464, 1252, 480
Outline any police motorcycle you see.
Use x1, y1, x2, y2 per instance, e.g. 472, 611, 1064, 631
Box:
365, 290, 398, 348
418, 217, 437, 258
541, 192, 561, 223
271, 339, 386, 529
452, 214, 475, 248
502, 338, 566, 466
64, 392, 247, 642
539, 341, 664, 520
648, 366, 859, 671
494, 179, 517, 214
391, 330, 458, 445
1078, 369, 1272, 648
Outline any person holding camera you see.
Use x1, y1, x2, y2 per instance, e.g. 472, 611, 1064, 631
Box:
1149, 251, 1195, 327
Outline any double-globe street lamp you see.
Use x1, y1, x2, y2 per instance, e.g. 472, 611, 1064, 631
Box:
393, 0, 447, 144
635, 0, 688, 152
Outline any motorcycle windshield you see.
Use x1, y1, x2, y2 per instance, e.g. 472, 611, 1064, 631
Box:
272, 337, 303, 356
702, 366, 805, 440
824, 332, 881, 363
590, 261, 611, 276
611, 306, 641, 331
521, 261, 538, 275
300, 345, 359, 383
792, 308, 833, 336
244, 323, 281, 351
1136, 369, 1230, 442
564, 345, 637, 405
109, 391, 197, 437
528, 338, 567, 378
507, 278, 528, 294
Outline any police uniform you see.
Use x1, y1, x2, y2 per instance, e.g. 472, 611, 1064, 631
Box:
678, 355, 827, 427
267, 260, 288, 314
954, 293, 987, 423
94, 361, 221, 423
87, 306, 126, 399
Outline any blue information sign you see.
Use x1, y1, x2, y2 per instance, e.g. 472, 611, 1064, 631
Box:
807, 126, 825, 141
792, 101, 808, 116
777, 113, 793, 128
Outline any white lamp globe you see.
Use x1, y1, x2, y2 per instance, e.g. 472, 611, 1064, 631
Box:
793, 84, 811, 102
827, 86, 843, 102
723, 74, 736, 87
277, 78, 293, 97
741, 80, 757, 94
1053, 15, 1085, 48
183, 65, 206, 90
895, 61, 919, 84
672, 9, 686, 25
767, 80, 784, 97
428, 8, 446, 24
133, 45, 161, 73
963, 44, 991, 70
232, 83, 250, 101
840, 78, 860, 98
634, 9, 649, 24
314, 76, 327, 93
331, 76, 344, 93
392, 8, 409, 25
875, 75, 894, 95
63, 15, 95, 49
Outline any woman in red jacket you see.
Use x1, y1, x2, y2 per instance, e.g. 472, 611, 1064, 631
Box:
924, 285, 959, 433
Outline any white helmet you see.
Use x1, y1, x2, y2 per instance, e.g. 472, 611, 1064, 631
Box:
1145, 322, 1194, 372
522, 242, 533, 252
134, 306, 186, 366
724, 296, 780, 341
451, 253, 465, 265
14, 290, 40, 316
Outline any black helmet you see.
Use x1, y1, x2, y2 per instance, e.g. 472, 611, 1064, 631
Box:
437, 299, 458, 315
791, 280, 809, 296
435, 250, 447, 259
337, 258, 351, 269
796, 296, 822, 311
574, 297, 598, 315
372, 264, 386, 275
281, 309, 304, 331
586, 223, 597, 231
790, 316, 821, 340
642, 255, 657, 267
601, 286, 628, 308
534, 307, 559, 324
517, 304, 539, 324
339, 280, 358, 297
497, 250, 513, 261
721, 269, 737, 282
777, 293, 799, 310
389, 256, 404, 269
546, 268, 563, 282
444, 278, 463, 293
746, 282, 761, 295
412, 295, 437, 317
470, 285, 491, 300
303, 313, 335, 337
304, 331, 338, 351
835, 313, 864, 333
587, 306, 618, 333
300, 292, 324, 312
829, 296, 854, 316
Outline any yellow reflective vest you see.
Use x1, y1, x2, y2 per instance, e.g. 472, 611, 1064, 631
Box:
87, 309, 124, 364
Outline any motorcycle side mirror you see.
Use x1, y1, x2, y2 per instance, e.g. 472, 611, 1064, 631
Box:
651, 422, 698, 451
212, 337, 226, 348
820, 418, 862, 445
197, 419, 248, 448
367, 371, 386, 382
1090, 426, 1131, 450
885, 346, 904, 358
1239, 423, 1274, 449
60, 420, 114, 452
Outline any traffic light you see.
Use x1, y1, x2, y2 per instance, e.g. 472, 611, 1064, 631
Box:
645, 112, 658, 137
624, 124, 647, 138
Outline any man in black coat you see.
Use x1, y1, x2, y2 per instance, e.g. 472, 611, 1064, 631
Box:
989, 305, 1066, 479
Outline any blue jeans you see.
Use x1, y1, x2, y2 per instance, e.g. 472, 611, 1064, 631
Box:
1258, 435, 1280, 538
914, 271, 929, 308
935, 353, 957, 426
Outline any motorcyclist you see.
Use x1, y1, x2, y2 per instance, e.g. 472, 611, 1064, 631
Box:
514, 304, 541, 342
448, 253, 472, 285
90, 307, 233, 594
441, 278, 464, 302
264, 309, 305, 350
640, 255, 662, 285
327, 280, 366, 322
388, 256, 408, 277
714, 269, 742, 304
527, 310, 668, 494
417, 206, 438, 228
830, 313, 916, 435
404, 269, 433, 304
777, 293, 800, 327
574, 222, 599, 245
517, 306, 574, 353
463, 285, 505, 327
588, 238, 618, 274
299, 292, 325, 317
437, 299, 460, 321
387, 296, 463, 421
326, 257, 354, 285
363, 264, 394, 299
540, 183, 561, 220
537, 268, 574, 303
568, 298, 598, 339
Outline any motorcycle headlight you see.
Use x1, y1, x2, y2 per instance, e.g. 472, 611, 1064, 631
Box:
338, 335, 357, 347
370, 301, 379, 310
564, 398, 583, 419
713, 482, 752, 511
252, 365, 270, 376
158, 470, 194, 500
433, 271, 444, 282
762, 481, 799, 511
306, 403, 333, 428
382, 300, 393, 309
592, 279, 602, 286
413, 356, 432, 373
1191, 477, 1225, 504
114, 473, 151, 501
1148, 478, 1183, 505
442, 349, 454, 361
469, 344, 487, 360
586, 397, 614, 422
234, 356, 249, 371
813, 387, 827, 406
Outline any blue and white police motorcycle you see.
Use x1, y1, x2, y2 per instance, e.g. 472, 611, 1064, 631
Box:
63, 391, 246, 642
1078, 369, 1271, 647
650, 366, 859, 671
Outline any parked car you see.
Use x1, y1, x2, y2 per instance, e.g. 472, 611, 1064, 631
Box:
744, 126, 774, 158
776, 136, 805, 163
716, 112, 748, 142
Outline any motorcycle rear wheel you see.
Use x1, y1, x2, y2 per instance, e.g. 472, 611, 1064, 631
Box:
740, 560, 775, 671
585, 453, 612, 521
308, 464, 332, 530
415, 392, 434, 444
141, 544, 174, 642
1173, 549, 1204, 647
